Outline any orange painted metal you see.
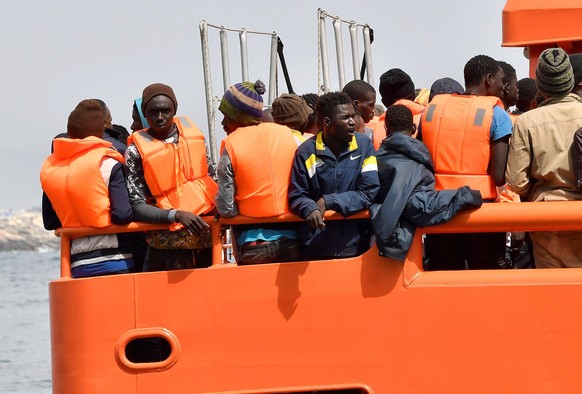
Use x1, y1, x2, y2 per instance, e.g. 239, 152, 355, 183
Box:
50, 201, 582, 393
502, 0, 582, 77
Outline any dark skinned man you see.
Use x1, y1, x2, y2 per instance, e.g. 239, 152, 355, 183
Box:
289, 91, 380, 259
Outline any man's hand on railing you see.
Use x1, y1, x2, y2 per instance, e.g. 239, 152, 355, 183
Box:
306, 209, 325, 230
174, 210, 210, 234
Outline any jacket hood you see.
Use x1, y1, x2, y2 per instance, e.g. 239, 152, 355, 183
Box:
381, 132, 434, 172
52, 136, 112, 160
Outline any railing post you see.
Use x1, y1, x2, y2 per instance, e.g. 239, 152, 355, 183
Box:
211, 221, 223, 266
199, 20, 218, 165
318, 9, 331, 94
333, 17, 346, 90
239, 29, 249, 82
219, 27, 231, 93
349, 21, 360, 80
60, 233, 71, 278
363, 25, 374, 87
268, 32, 278, 105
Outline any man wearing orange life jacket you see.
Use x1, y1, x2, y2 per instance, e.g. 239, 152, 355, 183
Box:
372, 68, 425, 149
215, 82, 301, 265
421, 54, 512, 270
40, 99, 135, 278
125, 83, 217, 271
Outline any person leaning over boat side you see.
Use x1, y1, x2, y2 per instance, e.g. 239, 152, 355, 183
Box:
288, 91, 380, 260
372, 68, 425, 147
371, 104, 482, 260
506, 48, 582, 268
40, 99, 135, 278
421, 54, 512, 270
124, 83, 217, 271
215, 82, 301, 265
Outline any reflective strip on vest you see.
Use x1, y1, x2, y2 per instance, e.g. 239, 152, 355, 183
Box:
420, 94, 501, 200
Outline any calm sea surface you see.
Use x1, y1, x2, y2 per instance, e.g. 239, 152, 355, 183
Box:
0, 250, 58, 393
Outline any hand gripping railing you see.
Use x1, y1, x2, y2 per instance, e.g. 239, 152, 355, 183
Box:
317, 9, 374, 94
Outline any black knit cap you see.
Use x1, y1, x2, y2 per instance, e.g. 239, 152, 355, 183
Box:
536, 48, 574, 96
379, 68, 415, 107
67, 99, 104, 139
429, 77, 464, 102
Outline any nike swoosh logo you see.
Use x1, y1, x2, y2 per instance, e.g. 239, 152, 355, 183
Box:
350, 154, 362, 160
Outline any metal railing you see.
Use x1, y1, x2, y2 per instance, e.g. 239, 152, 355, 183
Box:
317, 9, 374, 94
199, 21, 280, 164
54, 201, 582, 279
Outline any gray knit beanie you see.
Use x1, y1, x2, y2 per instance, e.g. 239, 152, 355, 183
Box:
536, 47, 574, 96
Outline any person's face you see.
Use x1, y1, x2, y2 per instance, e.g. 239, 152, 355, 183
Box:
144, 95, 176, 136
221, 116, 238, 135
354, 91, 376, 123
487, 67, 506, 99
503, 76, 519, 107
324, 103, 356, 146
131, 106, 143, 132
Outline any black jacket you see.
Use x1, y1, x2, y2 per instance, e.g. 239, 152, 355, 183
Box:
371, 132, 483, 261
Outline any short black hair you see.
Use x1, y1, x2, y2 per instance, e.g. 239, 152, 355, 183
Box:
464, 55, 501, 88
498, 61, 517, 84
342, 80, 376, 101
316, 91, 353, 126
385, 104, 414, 135
302, 93, 319, 130
516, 77, 538, 112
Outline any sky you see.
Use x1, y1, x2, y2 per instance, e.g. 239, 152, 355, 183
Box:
0, 0, 527, 211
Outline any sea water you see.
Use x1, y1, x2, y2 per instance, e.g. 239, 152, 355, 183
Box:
0, 250, 58, 393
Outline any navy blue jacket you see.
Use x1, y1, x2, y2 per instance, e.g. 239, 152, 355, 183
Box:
289, 132, 380, 258
371, 132, 483, 260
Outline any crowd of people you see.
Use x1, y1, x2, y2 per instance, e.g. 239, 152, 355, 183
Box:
40, 47, 582, 278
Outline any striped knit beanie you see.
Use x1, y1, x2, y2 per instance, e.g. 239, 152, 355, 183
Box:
536, 47, 574, 96
219, 80, 266, 126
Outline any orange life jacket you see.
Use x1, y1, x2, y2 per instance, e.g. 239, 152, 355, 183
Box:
420, 94, 502, 200
129, 116, 217, 214
222, 123, 298, 217
40, 137, 123, 228
372, 99, 425, 150
509, 112, 518, 127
